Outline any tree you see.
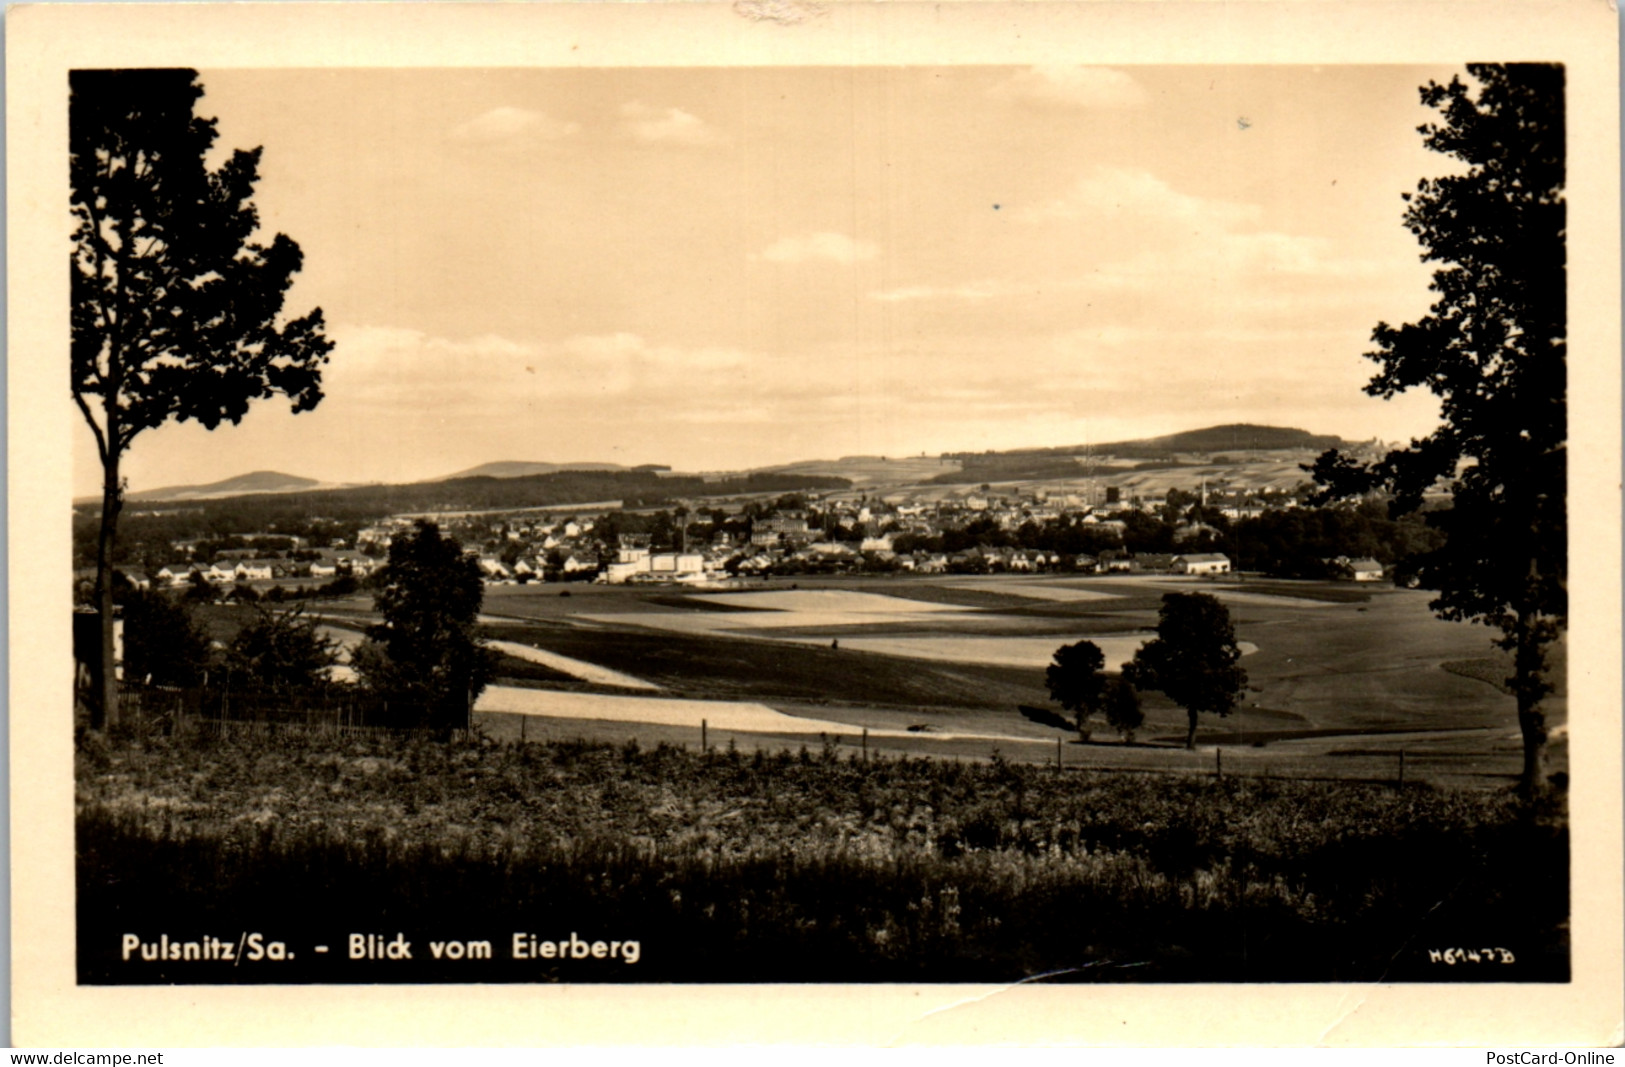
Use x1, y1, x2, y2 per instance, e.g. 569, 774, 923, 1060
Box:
72, 69, 333, 729
1124, 592, 1247, 749
1044, 640, 1108, 739
355, 522, 495, 729
223, 607, 337, 692
121, 590, 211, 689
1102, 677, 1144, 743
1309, 65, 1565, 794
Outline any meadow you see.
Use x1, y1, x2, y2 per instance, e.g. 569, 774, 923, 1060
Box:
83, 571, 1567, 984
76, 728, 1568, 984
463, 573, 1559, 788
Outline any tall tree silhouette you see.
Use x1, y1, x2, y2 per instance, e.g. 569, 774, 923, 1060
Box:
1123, 592, 1247, 749
355, 522, 496, 731
1310, 64, 1565, 793
71, 69, 332, 727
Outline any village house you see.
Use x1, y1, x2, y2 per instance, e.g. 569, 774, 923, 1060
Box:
562, 551, 600, 575
1175, 553, 1232, 576
1331, 556, 1385, 582
115, 567, 152, 590
332, 551, 379, 577
603, 551, 703, 584
157, 564, 195, 586
357, 525, 396, 549
1348, 558, 1384, 581
735, 553, 778, 574
478, 557, 513, 581
233, 559, 277, 582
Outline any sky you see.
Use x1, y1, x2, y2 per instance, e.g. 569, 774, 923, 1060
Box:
73, 64, 1465, 496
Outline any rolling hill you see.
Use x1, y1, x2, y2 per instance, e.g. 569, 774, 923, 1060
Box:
934, 424, 1350, 483
96, 423, 1356, 513
1092, 424, 1347, 458
121, 470, 323, 504
434, 461, 631, 481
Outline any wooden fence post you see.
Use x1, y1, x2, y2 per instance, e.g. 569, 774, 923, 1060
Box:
862, 728, 868, 761
702, 718, 708, 753
1216, 747, 1223, 780
1056, 736, 1062, 771
1398, 750, 1405, 787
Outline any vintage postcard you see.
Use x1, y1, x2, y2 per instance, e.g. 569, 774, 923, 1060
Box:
8, 0, 1622, 1048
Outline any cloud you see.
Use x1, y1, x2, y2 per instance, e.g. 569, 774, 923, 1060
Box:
755, 231, 880, 265
450, 106, 579, 145
618, 101, 725, 146
1018, 165, 1262, 228
990, 66, 1148, 109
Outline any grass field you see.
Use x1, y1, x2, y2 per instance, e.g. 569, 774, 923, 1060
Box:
75, 730, 1569, 984
193, 572, 1563, 788
468, 573, 1562, 788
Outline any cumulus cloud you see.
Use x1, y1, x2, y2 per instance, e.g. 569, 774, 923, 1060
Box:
618, 101, 725, 146
450, 106, 579, 145
867, 161, 1407, 340
1018, 165, 1263, 228
990, 66, 1148, 109
755, 231, 880, 265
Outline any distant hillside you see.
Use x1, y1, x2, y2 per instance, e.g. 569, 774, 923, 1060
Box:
753, 455, 963, 487
1093, 424, 1346, 457
78, 470, 854, 557
436, 460, 629, 481
125, 470, 321, 503
934, 424, 1347, 484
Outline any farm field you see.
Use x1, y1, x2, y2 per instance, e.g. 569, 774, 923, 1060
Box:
464, 572, 1561, 788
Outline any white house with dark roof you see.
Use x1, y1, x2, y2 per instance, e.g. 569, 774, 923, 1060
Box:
157, 564, 195, 586
1346, 557, 1385, 582
234, 560, 276, 582
1175, 553, 1232, 576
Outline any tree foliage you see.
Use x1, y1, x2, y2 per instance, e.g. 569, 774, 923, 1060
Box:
1309, 64, 1565, 792
357, 522, 495, 729
1102, 677, 1144, 743
1045, 640, 1108, 738
121, 591, 211, 688
71, 68, 333, 727
223, 607, 337, 692
1124, 592, 1247, 749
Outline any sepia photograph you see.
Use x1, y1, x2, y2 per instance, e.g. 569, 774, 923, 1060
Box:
10, 0, 1622, 1048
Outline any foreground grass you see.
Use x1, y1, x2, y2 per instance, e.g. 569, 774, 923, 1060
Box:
76, 728, 1567, 983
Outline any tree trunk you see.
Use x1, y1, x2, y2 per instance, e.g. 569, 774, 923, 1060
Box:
1517, 696, 1547, 795
93, 449, 123, 731
1514, 609, 1550, 796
